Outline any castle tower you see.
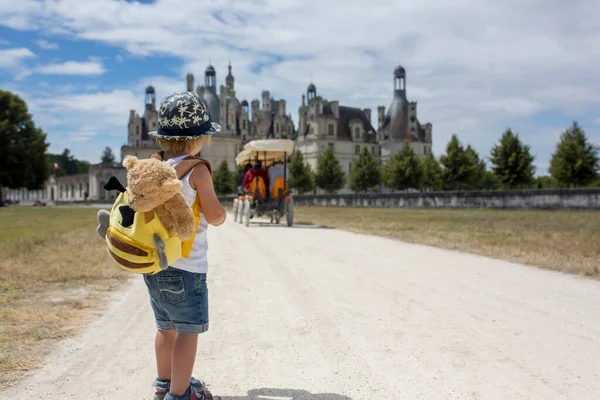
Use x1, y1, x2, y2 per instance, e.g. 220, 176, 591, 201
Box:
205, 64, 216, 88
384, 65, 408, 140
225, 62, 234, 90
145, 85, 156, 110
199, 64, 220, 123
307, 83, 317, 102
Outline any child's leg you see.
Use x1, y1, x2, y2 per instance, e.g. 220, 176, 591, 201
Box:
155, 329, 177, 395
170, 333, 199, 396
144, 272, 207, 399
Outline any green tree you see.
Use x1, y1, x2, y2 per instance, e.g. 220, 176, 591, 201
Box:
349, 146, 381, 193
382, 142, 422, 191
421, 153, 443, 190
0, 90, 50, 201
101, 146, 116, 164
439, 135, 473, 190
212, 160, 235, 195
465, 145, 486, 189
490, 128, 535, 189
47, 149, 89, 177
288, 150, 315, 194
483, 170, 501, 190
534, 175, 557, 189
549, 121, 599, 187
315, 147, 345, 194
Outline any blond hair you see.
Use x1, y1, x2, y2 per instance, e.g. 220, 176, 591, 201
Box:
156, 136, 211, 156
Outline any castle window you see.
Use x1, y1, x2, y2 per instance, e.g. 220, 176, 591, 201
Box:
328, 124, 334, 136
349, 162, 352, 172
354, 127, 360, 139
136, 126, 139, 135
276, 124, 279, 133
136, 140, 139, 147
243, 120, 246, 130
355, 145, 359, 155
372, 146, 376, 155
328, 143, 334, 150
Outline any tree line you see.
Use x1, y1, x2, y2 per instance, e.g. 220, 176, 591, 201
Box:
208, 121, 599, 196
1, 90, 598, 198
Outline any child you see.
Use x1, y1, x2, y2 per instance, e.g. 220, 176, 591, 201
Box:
146, 92, 226, 400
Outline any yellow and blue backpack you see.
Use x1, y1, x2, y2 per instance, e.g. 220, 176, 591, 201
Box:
96, 153, 211, 275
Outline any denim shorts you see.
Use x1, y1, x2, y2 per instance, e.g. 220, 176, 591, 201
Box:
143, 267, 209, 334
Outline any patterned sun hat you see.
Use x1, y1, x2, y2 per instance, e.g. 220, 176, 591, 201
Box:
149, 91, 221, 141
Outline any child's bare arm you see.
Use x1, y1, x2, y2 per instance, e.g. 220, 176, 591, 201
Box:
190, 163, 226, 226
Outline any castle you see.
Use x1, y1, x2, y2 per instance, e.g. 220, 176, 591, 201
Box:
295, 65, 433, 176
2, 64, 432, 203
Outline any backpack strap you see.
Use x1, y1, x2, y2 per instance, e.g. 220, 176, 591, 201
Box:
150, 152, 212, 179
173, 156, 212, 180
150, 153, 212, 259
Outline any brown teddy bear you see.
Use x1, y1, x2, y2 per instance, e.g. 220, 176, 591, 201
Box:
122, 155, 195, 240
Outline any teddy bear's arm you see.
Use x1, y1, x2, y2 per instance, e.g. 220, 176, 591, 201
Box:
166, 193, 196, 241
155, 203, 177, 238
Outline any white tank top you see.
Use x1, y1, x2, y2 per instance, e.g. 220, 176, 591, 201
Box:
165, 155, 209, 274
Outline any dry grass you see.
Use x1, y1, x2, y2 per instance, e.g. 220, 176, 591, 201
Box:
0, 206, 129, 385
294, 207, 600, 276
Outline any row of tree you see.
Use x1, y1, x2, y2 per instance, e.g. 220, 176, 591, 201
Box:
290, 122, 599, 194
211, 121, 598, 195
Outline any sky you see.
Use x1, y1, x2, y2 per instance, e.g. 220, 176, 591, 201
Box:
1, 0, 599, 175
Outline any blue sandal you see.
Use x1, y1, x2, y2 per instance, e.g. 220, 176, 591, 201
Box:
152, 377, 207, 400
164, 384, 221, 400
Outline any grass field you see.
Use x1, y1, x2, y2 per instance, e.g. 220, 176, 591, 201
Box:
0, 206, 128, 385
293, 207, 600, 276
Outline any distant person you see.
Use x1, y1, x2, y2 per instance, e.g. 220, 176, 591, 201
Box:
242, 160, 269, 192
238, 163, 252, 192
146, 92, 226, 400
268, 161, 287, 194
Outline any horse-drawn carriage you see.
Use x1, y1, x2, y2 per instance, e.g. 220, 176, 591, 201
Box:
232, 139, 294, 227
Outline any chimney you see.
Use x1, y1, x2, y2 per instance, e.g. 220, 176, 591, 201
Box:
377, 106, 385, 130
330, 101, 339, 118
186, 73, 194, 92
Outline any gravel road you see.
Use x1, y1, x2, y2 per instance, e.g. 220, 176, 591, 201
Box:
3, 216, 600, 399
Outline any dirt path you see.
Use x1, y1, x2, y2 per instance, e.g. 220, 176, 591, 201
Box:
3, 216, 600, 399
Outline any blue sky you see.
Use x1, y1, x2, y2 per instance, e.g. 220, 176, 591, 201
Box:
1, 0, 599, 175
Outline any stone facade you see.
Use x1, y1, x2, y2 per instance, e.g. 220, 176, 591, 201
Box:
295, 65, 433, 182
249, 91, 295, 141
2, 173, 90, 204
295, 83, 379, 178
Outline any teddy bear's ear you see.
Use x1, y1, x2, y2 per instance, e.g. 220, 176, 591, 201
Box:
161, 178, 183, 194
123, 155, 138, 169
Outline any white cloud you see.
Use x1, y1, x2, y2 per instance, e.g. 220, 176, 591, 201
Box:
35, 60, 106, 76
35, 39, 59, 50
0, 38, 10, 46
1, 0, 599, 173
0, 47, 35, 69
